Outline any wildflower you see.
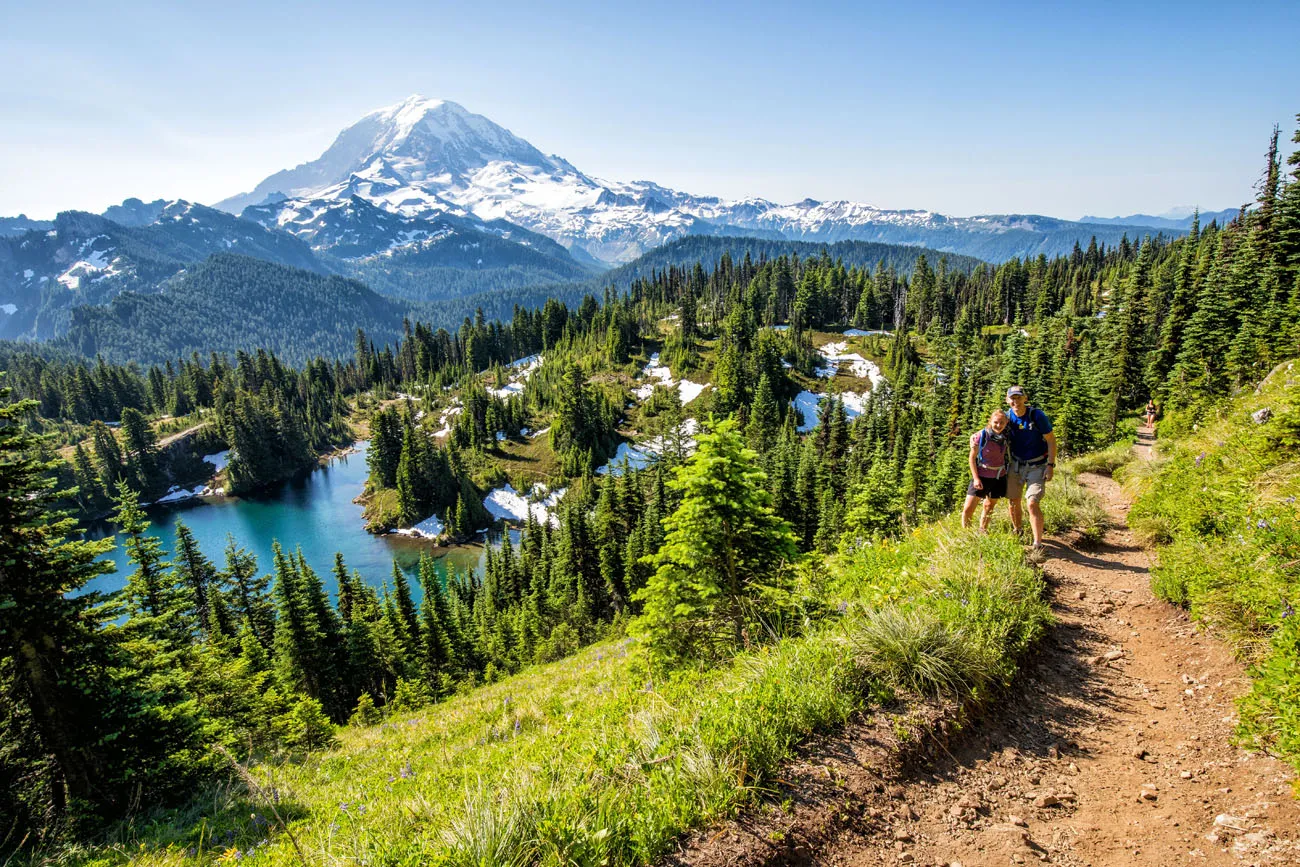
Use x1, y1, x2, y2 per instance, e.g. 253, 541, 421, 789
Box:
400, 761, 414, 779
1195, 451, 1206, 467
514, 719, 522, 736
1257, 518, 1271, 530
837, 601, 849, 614
340, 801, 350, 813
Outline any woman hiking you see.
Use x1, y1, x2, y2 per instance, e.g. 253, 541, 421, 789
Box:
962, 409, 1011, 531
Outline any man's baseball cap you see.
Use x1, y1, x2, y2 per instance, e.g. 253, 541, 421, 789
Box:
1006, 386, 1026, 398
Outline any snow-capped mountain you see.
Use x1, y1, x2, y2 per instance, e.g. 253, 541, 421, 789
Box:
217, 95, 1180, 265
0, 200, 321, 339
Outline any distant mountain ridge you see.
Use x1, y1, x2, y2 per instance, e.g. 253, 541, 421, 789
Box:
216, 95, 1187, 266
0, 191, 596, 339
1080, 207, 1241, 231
0, 201, 323, 340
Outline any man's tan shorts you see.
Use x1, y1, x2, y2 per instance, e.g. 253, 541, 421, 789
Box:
1008, 460, 1048, 503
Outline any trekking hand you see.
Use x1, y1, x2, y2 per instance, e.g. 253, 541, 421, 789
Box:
973, 477, 983, 490
1045, 467, 1054, 482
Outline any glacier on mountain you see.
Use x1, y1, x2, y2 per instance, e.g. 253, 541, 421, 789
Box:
215, 95, 1171, 267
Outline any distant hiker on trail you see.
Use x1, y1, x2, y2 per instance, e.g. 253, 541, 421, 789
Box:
962, 409, 1011, 531
1145, 399, 1157, 431
1005, 385, 1056, 555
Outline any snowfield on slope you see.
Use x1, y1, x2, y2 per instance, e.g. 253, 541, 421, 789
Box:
816, 341, 886, 391
792, 390, 867, 433
482, 484, 567, 526
633, 352, 708, 404
597, 419, 700, 476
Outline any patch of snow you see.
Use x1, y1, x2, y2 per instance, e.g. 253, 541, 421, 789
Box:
634, 352, 708, 404
597, 419, 700, 476
487, 354, 543, 399
155, 484, 207, 504
815, 341, 885, 391
530, 426, 550, 438
482, 483, 565, 526
201, 450, 230, 473
433, 401, 463, 438
22, 269, 33, 280
678, 379, 708, 404
791, 391, 866, 433
391, 512, 446, 540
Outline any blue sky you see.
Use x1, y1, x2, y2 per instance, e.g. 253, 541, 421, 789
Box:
2, 0, 1297, 220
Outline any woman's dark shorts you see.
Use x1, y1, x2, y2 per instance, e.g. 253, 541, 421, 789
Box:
967, 476, 1007, 499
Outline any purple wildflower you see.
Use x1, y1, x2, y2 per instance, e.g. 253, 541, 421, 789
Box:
1195, 451, 1206, 467
400, 761, 414, 779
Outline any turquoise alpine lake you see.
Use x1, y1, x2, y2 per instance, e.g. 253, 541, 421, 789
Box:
85, 441, 491, 600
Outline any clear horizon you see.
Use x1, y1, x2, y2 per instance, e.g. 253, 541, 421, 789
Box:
2, 0, 1297, 221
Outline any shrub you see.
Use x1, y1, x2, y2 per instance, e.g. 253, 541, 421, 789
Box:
276, 697, 336, 751
348, 692, 382, 727
390, 677, 434, 711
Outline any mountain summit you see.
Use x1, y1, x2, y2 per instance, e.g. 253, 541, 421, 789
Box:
217, 96, 1183, 265
217, 96, 580, 217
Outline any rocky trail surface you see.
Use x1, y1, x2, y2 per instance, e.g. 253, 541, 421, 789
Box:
671, 433, 1299, 867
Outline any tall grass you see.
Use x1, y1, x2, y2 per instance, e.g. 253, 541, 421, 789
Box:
1127, 368, 1300, 788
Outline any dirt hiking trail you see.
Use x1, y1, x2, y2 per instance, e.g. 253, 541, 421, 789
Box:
671, 432, 1300, 867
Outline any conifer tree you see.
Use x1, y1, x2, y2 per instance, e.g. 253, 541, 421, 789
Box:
220, 536, 274, 650
633, 419, 798, 665
173, 523, 216, 634
116, 482, 193, 650
1, 382, 198, 827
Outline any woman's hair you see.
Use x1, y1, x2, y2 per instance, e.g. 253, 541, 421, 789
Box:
988, 409, 1009, 426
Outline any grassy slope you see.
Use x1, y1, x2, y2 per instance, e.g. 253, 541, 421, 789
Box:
1124, 362, 1300, 781
68, 461, 1108, 867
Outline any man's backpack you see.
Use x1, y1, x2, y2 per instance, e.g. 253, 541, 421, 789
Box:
976, 429, 1008, 478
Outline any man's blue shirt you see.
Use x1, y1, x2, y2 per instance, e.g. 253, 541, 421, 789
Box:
1007, 406, 1052, 461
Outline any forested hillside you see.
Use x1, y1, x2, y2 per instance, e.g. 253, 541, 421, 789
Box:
596, 234, 987, 289
61, 254, 415, 364
1, 117, 1298, 865
0, 203, 325, 340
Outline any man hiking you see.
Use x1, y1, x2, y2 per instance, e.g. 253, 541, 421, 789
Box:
962, 409, 1011, 531
1005, 385, 1056, 556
